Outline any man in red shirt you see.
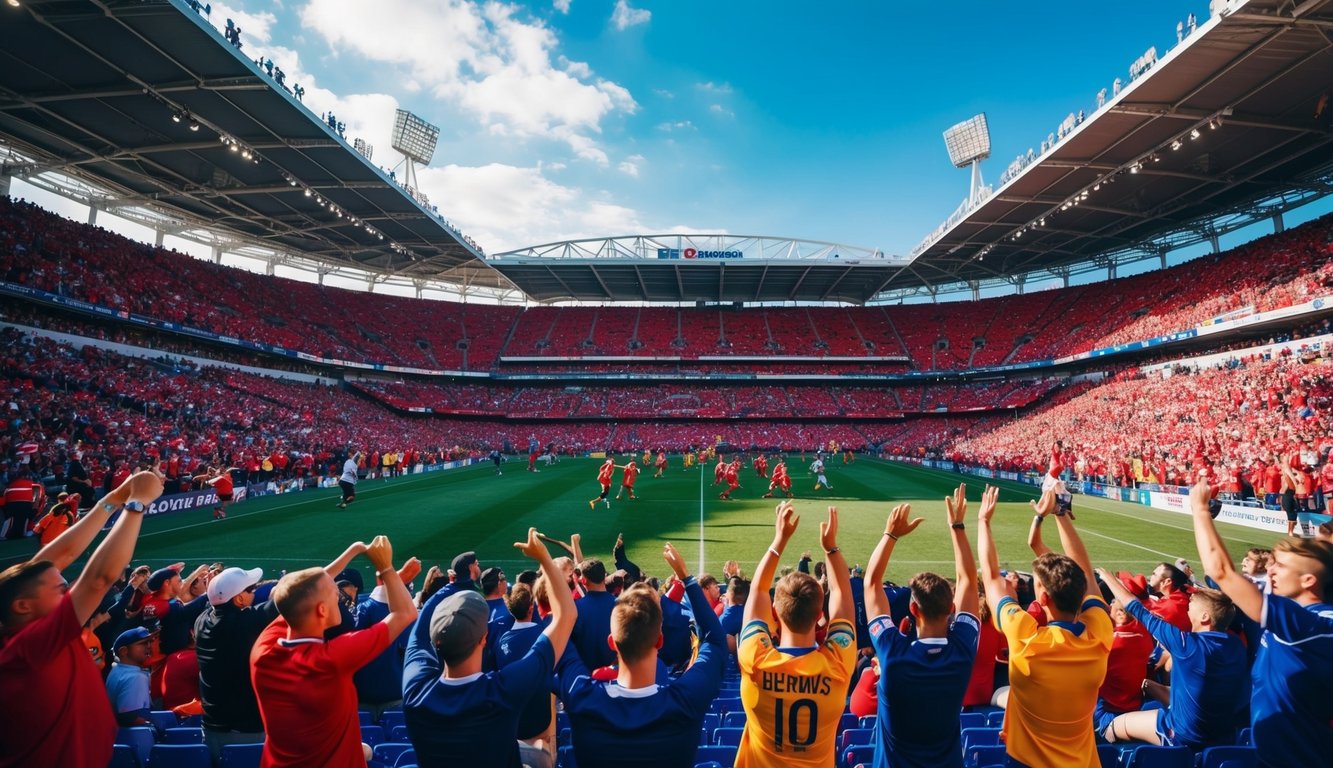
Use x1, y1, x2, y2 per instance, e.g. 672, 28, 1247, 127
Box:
614, 460, 639, 501
1093, 582, 1156, 735
1147, 562, 1192, 632
250, 535, 417, 768
719, 459, 741, 500
0, 467, 164, 768
195, 465, 236, 521
587, 458, 619, 510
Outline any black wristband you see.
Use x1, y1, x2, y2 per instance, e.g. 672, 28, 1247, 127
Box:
951, 522, 965, 530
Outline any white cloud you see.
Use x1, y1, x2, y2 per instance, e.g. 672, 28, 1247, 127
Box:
209, 1, 279, 46
611, 0, 651, 30
553, 0, 571, 12
653, 88, 674, 99
618, 154, 644, 177
709, 104, 734, 117
298, 0, 636, 162
656, 120, 695, 132
696, 81, 732, 94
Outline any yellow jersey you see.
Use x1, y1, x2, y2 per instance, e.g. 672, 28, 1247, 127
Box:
997, 595, 1112, 768
736, 618, 856, 768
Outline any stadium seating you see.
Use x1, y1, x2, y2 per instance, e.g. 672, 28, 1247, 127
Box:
219, 743, 264, 768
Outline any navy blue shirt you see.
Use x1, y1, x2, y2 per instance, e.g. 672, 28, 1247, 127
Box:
495, 620, 553, 740
557, 577, 725, 768
353, 589, 409, 705
571, 591, 618, 670
403, 589, 556, 768
1124, 599, 1247, 748
870, 611, 979, 768
1249, 595, 1333, 767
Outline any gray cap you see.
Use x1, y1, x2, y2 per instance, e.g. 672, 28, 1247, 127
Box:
429, 590, 489, 661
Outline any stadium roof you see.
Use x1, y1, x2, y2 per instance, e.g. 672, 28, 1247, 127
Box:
905, 0, 1333, 293
0, 0, 508, 290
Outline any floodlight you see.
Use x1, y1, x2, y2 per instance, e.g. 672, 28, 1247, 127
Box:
942, 114, 991, 168
391, 109, 440, 166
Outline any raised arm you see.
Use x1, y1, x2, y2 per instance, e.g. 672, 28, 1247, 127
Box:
69, 470, 165, 624
518, 528, 576, 660
1189, 479, 1263, 621
744, 500, 799, 626
35, 466, 154, 571
1048, 492, 1095, 592
863, 503, 923, 620
363, 535, 418, 640
664, 542, 724, 645
977, 485, 1016, 618
949, 484, 982, 617
324, 541, 369, 579
1027, 496, 1054, 558
821, 506, 854, 624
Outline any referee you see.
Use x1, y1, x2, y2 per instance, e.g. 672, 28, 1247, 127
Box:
337, 451, 361, 508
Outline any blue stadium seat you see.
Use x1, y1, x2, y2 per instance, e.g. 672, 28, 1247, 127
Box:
558, 745, 577, 768
1197, 746, 1259, 768
857, 715, 877, 730
1097, 743, 1120, 768
984, 711, 1005, 728
358, 710, 375, 726
693, 763, 725, 768
147, 710, 179, 735
842, 745, 875, 768
838, 728, 873, 754
116, 726, 157, 766
839, 712, 857, 734
694, 745, 737, 767
109, 744, 140, 768
702, 713, 720, 733
392, 749, 418, 768
699, 728, 711, 746
711, 697, 742, 715
1125, 745, 1192, 768
721, 711, 747, 728
360, 725, 386, 747
162, 727, 203, 744
373, 742, 415, 767
1235, 728, 1251, 746
959, 727, 1001, 754
964, 744, 1007, 768
219, 743, 264, 768
959, 712, 987, 731
379, 710, 406, 731
556, 712, 570, 732
177, 715, 203, 728
713, 727, 744, 746
558, 727, 572, 746
147, 743, 210, 768
390, 725, 410, 742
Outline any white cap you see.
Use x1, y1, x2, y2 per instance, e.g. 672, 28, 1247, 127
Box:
208, 567, 263, 606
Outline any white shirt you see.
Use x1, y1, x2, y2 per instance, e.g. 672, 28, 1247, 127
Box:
341, 458, 358, 485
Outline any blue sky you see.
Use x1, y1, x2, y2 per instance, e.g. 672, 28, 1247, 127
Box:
13, 0, 1330, 295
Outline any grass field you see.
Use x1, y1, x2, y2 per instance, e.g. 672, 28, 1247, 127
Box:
1, 457, 1278, 585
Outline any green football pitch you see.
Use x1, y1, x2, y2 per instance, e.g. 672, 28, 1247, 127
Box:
2, 457, 1277, 585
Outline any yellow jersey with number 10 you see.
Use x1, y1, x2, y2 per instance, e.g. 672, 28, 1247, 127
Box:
735, 618, 856, 768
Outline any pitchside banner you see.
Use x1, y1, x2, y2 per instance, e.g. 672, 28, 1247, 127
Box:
101, 485, 251, 529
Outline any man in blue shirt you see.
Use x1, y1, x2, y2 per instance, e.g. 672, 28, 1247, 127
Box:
481, 566, 513, 671
1098, 571, 1248, 749
1187, 478, 1333, 767
402, 529, 576, 768
497, 583, 555, 767
556, 542, 726, 768
353, 558, 420, 718
863, 483, 981, 768
570, 558, 617, 670
106, 626, 156, 727
719, 576, 748, 656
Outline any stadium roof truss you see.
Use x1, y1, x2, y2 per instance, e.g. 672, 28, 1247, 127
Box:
489, 235, 909, 304
0, 0, 511, 293
900, 0, 1333, 299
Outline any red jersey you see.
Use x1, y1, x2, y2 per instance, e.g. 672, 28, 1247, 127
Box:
1263, 464, 1282, 494
161, 648, 200, 710
597, 462, 615, 485
1148, 591, 1192, 633
0, 594, 116, 768
251, 618, 390, 768
211, 473, 234, 496
621, 464, 639, 487
963, 618, 1005, 707
1098, 617, 1155, 712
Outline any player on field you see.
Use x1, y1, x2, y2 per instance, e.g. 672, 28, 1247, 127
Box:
735, 501, 856, 768
763, 459, 793, 499
719, 460, 741, 500
715, 456, 727, 486
653, 450, 668, 478
754, 454, 769, 479
862, 484, 981, 768
589, 458, 622, 510
642, 448, 653, 467
1186, 478, 1333, 766
1041, 440, 1074, 518
810, 457, 831, 492
614, 460, 640, 501
980, 486, 1111, 767
194, 465, 239, 521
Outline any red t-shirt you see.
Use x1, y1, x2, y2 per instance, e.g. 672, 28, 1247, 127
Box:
211, 473, 234, 496
251, 617, 390, 768
161, 648, 200, 710
1098, 617, 1155, 712
597, 464, 614, 485
1148, 591, 1192, 633
0, 593, 116, 768
963, 618, 1005, 707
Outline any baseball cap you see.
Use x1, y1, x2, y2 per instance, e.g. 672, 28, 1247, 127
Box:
429, 590, 489, 660
451, 551, 478, 576
112, 626, 156, 654
146, 567, 180, 591
208, 567, 263, 606
334, 568, 363, 592
1116, 571, 1150, 600
480, 567, 505, 594
1174, 558, 1192, 572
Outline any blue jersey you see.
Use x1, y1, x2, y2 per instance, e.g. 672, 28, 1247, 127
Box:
556, 577, 725, 768
1250, 595, 1333, 767
403, 589, 556, 768
1124, 600, 1247, 748
496, 621, 554, 740
571, 591, 618, 670
352, 589, 409, 705
869, 611, 979, 768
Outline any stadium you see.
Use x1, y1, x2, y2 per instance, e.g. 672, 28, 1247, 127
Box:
0, 1, 1331, 767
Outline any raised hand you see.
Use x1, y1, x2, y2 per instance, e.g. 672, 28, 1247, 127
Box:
1030, 489, 1056, 518
1189, 478, 1213, 514
515, 527, 549, 560
398, 556, 422, 585
945, 483, 967, 526
886, 503, 924, 539
977, 485, 1000, 523
122, 470, 166, 505
820, 506, 839, 552
365, 535, 393, 572
662, 542, 689, 580
774, 500, 799, 542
